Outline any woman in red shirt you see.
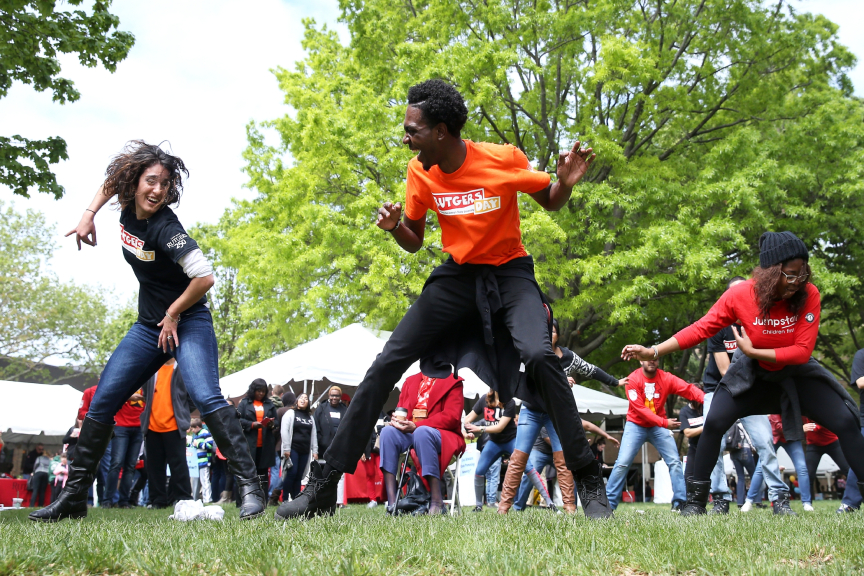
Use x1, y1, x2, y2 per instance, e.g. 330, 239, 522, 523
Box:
621, 231, 864, 515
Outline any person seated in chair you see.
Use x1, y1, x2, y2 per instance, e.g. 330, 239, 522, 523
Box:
379, 372, 465, 515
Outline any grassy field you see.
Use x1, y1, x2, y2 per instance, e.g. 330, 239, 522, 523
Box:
0, 500, 861, 575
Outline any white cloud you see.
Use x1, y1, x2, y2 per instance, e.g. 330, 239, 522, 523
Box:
0, 0, 861, 304
0, 0, 343, 300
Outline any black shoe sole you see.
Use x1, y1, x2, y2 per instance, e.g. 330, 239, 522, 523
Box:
29, 510, 87, 522
274, 505, 335, 521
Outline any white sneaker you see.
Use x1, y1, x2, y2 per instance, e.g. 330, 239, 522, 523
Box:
366, 501, 378, 508
803, 503, 814, 512
740, 499, 753, 512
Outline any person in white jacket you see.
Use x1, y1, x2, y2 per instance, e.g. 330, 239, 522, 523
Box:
280, 394, 318, 501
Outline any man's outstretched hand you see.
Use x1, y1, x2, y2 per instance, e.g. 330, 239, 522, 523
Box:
556, 141, 595, 189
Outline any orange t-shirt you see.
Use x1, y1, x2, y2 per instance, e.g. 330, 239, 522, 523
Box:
149, 365, 178, 433
253, 401, 264, 447
404, 140, 551, 266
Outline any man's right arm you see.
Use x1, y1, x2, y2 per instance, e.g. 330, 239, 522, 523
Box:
714, 351, 731, 376
377, 201, 425, 253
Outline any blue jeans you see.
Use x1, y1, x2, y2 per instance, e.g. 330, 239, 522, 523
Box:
514, 405, 563, 453
513, 450, 554, 510
105, 426, 143, 506
97, 441, 112, 505
269, 458, 283, 497
379, 426, 443, 478
842, 427, 864, 508
87, 305, 229, 425
704, 391, 786, 502
729, 447, 756, 506
606, 421, 686, 509
749, 440, 811, 504
476, 437, 515, 504
282, 450, 311, 500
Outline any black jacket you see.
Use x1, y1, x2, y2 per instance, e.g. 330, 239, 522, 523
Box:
237, 397, 278, 469
141, 365, 193, 439
313, 401, 348, 456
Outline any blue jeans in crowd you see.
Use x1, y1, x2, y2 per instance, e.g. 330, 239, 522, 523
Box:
513, 450, 554, 510
269, 457, 283, 497
606, 421, 686, 509
728, 447, 756, 506
748, 440, 811, 504
105, 426, 143, 507
87, 305, 229, 425
282, 450, 311, 500
97, 441, 113, 505
476, 437, 515, 505
704, 391, 787, 502
841, 427, 864, 508
379, 426, 443, 479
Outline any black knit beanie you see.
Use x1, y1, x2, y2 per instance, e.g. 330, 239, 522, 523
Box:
758, 231, 808, 268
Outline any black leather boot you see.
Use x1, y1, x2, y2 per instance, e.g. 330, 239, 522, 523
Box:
203, 406, 266, 520
709, 495, 730, 515
29, 417, 114, 522
275, 460, 340, 520
772, 490, 797, 516
680, 479, 710, 516
574, 460, 613, 519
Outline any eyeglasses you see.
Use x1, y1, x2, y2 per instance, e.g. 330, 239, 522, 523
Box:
780, 271, 809, 284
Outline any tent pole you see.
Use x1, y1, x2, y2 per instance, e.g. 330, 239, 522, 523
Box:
641, 443, 647, 504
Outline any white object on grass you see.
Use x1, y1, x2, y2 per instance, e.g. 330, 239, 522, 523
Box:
168, 500, 225, 521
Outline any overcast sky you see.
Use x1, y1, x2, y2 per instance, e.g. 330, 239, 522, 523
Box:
1, 0, 861, 305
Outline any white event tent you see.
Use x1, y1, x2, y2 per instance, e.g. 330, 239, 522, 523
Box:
0, 380, 83, 446
219, 323, 628, 416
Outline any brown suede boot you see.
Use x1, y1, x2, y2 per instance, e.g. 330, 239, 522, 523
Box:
497, 450, 529, 514
553, 451, 577, 513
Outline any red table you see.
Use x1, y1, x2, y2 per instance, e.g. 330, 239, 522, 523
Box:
0, 478, 53, 507
343, 454, 385, 504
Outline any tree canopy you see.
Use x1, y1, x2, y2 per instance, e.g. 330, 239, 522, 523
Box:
200, 0, 864, 389
1, 0, 134, 199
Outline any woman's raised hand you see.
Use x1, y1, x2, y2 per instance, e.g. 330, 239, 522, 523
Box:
621, 345, 654, 361
66, 212, 97, 250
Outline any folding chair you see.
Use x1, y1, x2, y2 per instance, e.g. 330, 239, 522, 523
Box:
442, 453, 462, 516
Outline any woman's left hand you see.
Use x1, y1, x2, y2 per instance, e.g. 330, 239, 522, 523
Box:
732, 325, 755, 357
157, 314, 179, 352
392, 419, 417, 433
607, 436, 620, 448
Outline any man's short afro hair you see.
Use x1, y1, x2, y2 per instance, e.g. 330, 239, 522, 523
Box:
407, 79, 468, 138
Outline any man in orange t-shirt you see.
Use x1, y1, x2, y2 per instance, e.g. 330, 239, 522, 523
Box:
277, 80, 612, 521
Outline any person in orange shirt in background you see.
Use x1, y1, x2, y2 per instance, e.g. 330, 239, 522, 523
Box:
278, 80, 608, 520
141, 358, 193, 508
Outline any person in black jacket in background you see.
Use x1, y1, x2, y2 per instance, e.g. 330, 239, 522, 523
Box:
314, 387, 349, 459
236, 379, 278, 499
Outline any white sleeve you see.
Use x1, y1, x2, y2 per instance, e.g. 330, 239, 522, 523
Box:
178, 249, 213, 278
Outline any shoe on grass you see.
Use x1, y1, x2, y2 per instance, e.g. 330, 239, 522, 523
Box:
837, 503, 858, 514
772, 491, 797, 516
274, 461, 340, 520
709, 498, 730, 515
472, 505, 483, 513
740, 499, 753, 512
803, 503, 814, 512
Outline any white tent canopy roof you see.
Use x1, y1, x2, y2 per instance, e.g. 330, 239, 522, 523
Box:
220, 323, 629, 415
0, 380, 82, 437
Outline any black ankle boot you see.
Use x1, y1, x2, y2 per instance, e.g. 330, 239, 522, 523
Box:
680, 479, 710, 516
574, 460, 613, 519
30, 417, 114, 522
203, 406, 266, 520
709, 495, 730, 515
772, 490, 797, 516
275, 460, 340, 520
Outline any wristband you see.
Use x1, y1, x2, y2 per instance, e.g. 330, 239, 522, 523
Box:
165, 311, 180, 323
385, 220, 401, 233
651, 346, 659, 359
85, 209, 97, 214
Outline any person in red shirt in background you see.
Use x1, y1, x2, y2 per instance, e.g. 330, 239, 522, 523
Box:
378, 372, 465, 516
103, 388, 145, 508
803, 417, 849, 501
622, 231, 864, 516
605, 359, 704, 510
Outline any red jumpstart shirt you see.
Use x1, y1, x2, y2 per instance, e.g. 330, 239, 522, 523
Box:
404, 140, 551, 266
674, 279, 820, 370
624, 368, 704, 428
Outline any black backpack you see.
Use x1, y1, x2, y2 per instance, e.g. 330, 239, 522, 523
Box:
724, 421, 748, 451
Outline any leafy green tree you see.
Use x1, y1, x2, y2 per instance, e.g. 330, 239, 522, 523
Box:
0, 201, 131, 381
1, 0, 134, 198
211, 0, 864, 388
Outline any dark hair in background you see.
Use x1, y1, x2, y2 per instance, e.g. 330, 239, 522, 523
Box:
103, 140, 188, 211
407, 80, 468, 138
752, 261, 811, 319
246, 378, 269, 400
292, 393, 310, 413
726, 276, 747, 290
485, 389, 502, 409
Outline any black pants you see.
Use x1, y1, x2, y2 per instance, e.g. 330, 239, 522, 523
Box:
323, 271, 593, 473
30, 472, 49, 507
51, 481, 64, 503
693, 375, 864, 485
806, 440, 850, 497
145, 430, 192, 507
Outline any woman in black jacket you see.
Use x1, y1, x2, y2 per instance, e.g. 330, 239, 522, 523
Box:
236, 379, 278, 498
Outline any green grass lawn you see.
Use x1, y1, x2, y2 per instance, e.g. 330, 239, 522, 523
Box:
0, 500, 861, 575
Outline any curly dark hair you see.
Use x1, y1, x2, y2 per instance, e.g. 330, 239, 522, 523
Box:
752, 261, 811, 319
245, 378, 269, 400
407, 80, 468, 138
102, 140, 188, 211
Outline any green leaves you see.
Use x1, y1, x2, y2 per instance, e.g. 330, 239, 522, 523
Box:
0, 0, 134, 198
203, 0, 864, 387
